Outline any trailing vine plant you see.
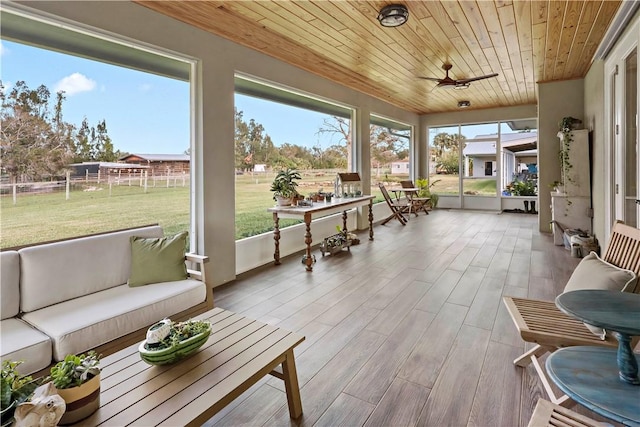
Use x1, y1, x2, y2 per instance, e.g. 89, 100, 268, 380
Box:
557, 117, 581, 211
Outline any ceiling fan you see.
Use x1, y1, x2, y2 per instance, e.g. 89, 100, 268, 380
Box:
419, 64, 498, 89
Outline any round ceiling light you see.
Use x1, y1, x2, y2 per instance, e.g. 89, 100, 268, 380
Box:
377, 4, 409, 27
458, 100, 471, 108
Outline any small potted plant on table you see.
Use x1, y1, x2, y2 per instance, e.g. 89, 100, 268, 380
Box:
50, 351, 101, 425
138, 318, 211, 366
1, 361, 44, 426
271, 169, 302, 206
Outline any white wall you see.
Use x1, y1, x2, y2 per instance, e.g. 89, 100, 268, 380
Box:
17, 1, 421, 286
537, 79, 585, 233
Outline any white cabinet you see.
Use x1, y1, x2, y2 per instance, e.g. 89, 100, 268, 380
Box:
551, 130, 592, 245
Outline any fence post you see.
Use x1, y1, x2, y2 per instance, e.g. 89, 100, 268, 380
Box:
129, 172, 132, 186
166, 172, 169, 188
144, 171, 148, 193
109, 181, 112, 197
118, 170, 121, 185
182, 172, 186, 187
97, 170, 101, 184
65, 171, 70, 200
85, 169, 89, 182
12, 183, 17, 205
140, 170, 143, 187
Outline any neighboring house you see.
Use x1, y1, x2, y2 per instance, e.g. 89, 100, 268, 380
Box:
253, 164, 267, 173
462, 132, 537, 185
390, 161, 409, 175
120, 154, 190, 176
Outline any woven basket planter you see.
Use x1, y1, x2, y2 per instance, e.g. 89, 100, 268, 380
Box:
138, 327, 211, 365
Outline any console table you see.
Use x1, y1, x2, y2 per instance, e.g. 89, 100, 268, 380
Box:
267, 195, 374, 271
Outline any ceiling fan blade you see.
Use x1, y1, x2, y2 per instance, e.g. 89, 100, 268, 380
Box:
456, 73, 499, 84
418, 76, 442, 82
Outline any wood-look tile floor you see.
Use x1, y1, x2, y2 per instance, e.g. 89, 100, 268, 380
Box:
205, 209, 615, 427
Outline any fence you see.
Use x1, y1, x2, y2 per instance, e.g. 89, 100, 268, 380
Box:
0, 171, 189, 205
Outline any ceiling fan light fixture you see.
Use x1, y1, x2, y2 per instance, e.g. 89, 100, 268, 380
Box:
453, 82, 470, 90
377, 4, 409, 27
458, 100, 471, 108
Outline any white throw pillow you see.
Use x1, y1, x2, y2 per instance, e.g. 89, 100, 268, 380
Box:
563, 251, 637, 339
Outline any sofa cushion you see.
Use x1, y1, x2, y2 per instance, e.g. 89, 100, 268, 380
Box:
563, 251, 637, 338
1, 251, 20, 319
19, 226, 163, 313
128, 232, 188, 287
0, 318, 52, 375
22, 279, 206, 361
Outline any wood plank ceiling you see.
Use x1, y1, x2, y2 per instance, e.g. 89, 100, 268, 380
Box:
136, 1, 620, 115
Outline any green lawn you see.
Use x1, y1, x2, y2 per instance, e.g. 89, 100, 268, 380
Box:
1, 172, 513, 248
0, 172, 387, 248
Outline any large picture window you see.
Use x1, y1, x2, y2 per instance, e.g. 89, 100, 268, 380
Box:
234, 76, 354, 240
0, 11, 193, 249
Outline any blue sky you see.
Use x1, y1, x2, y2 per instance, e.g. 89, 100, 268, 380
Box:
1, 40, 337, 155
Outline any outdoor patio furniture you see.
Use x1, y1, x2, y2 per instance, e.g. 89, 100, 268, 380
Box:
502, 221, 640, 405
400, 180, 430, 216
527, 399, 608, 427
378, 183, 408, 226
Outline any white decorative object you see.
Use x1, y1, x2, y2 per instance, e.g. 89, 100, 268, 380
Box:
13, 383, 65, 427
146, 318, 172, 344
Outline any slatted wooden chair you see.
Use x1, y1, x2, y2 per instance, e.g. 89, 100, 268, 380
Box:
527, 399, 609, 427
400, 180, 430, 216
503, 221, 640, 405
378, 183, 408, 225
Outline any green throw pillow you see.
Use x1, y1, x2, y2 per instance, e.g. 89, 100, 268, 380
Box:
128, 232, 188, 287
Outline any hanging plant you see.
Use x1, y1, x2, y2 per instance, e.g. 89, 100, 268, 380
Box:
557, 117, 581, 210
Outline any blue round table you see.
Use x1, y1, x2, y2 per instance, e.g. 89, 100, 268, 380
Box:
546, 290, 640, 426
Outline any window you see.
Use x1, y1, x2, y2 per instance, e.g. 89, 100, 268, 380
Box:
370, 114, 411, 202
1, 10, 193, 249
234, 76, 354, 240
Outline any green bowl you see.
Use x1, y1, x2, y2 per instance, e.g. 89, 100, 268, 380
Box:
138, 326, 211, 365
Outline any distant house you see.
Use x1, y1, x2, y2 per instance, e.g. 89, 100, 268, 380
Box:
120, 154, 190, 175
68, 161, 148, 179
390, 161, 410, 175
462, 132, 537, 184
253, 164, 267, 173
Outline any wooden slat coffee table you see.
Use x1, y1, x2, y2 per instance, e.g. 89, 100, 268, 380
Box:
76, 308, 305, 426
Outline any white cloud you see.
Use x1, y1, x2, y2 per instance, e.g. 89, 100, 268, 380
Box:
0, 41, 8, 56
54, 73, 97, 96
139, 83, 152, 92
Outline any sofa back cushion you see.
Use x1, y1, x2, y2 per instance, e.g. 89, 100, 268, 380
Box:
19, 226, 164, 312
1, 251, 20, 319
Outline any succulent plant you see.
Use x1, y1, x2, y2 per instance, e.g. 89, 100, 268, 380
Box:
50, 351, 101, 390
1, 360, 42, 425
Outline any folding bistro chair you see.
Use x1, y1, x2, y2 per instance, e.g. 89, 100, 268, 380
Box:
400, 180, 430, 216
502, 221, 640, 405
378, 183, 409, 225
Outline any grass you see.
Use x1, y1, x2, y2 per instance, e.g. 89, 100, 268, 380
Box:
0, 172, 386, 248
1, 172, 511, 248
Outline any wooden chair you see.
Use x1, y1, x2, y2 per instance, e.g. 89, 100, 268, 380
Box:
378, 183, 408, 225
400, 180, 430, 216
527, 399, 609, 427
503, 221, 640, 405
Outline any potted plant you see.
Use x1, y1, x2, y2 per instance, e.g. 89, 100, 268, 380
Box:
138, 318, 211, 366
1, 361, 43, 426
416, 177, 440, 208
50, 351, 101, 425
271, 169, 302, 206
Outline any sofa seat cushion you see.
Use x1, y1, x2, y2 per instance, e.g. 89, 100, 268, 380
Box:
0, 318, 52, 375
22, 279, 206, 361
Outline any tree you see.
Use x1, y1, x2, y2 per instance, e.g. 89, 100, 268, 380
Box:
431, 132, 464, 174
0, 81, 75, 182
317, 117, 409, 174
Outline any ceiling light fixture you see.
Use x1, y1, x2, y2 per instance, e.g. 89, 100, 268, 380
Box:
377, 4, 409, 27
458, 100, 471, 108
453, 83, 470, 90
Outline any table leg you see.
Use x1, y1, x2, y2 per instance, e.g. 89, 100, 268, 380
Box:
368, 201, 374, 240
273, 213, 281, 265
342, 210, 348, 233
614, 332, 639, 384
282, 349, 303, 418
304, 212, 313, 271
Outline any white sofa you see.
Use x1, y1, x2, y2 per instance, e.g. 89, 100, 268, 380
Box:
0, 225, 211, 374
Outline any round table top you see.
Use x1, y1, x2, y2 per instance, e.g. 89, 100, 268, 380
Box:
555, 290, 640, 336
546, 346, 640, 425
